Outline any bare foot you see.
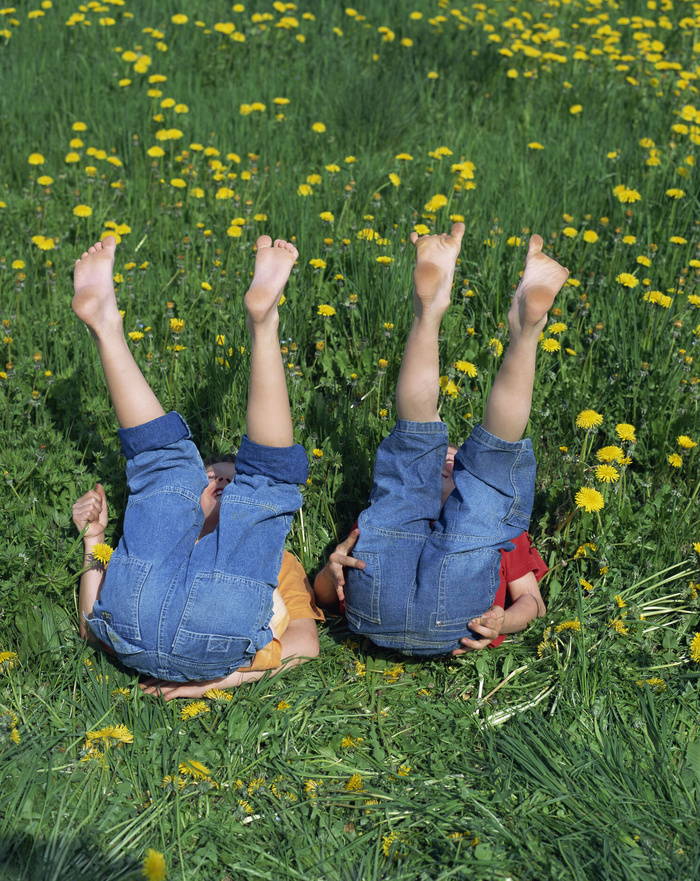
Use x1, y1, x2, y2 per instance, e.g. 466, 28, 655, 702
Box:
244, 235, 298, 326
72, 236, 122, 338
409, 222, 465, 319
509, 234, 569, 336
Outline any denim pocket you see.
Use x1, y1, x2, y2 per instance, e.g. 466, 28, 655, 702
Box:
171, 572, 269, 664
344, 552, 382, 625
99, 555, 152, 641
433, 547, 500, 630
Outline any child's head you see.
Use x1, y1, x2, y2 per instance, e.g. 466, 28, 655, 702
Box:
200, 454, 236, 532
441, 444, 458, 506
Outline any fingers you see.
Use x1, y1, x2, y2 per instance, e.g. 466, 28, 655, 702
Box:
338, 528, 361, 553
410, 231, 419, 246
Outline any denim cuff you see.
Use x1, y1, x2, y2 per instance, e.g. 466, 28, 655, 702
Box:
469, 423, 533, 452
118, 411, 192, 459
392, 419, 449, 437
235, 435, 309, 485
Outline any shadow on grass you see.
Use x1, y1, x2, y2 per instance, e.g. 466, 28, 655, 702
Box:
0, 835, 139, 881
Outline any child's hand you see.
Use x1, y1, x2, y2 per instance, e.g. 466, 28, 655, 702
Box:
72, 484, 109, 540
452, 604, 506, 654
319, 528, 365, 604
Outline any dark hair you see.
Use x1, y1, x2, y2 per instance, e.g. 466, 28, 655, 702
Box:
202, 452, 237, 468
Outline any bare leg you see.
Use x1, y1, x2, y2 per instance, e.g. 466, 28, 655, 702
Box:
482, 235, 569, 442
244, 236, 298, 447
72, 236, 166, 428
396, 222, 465, 422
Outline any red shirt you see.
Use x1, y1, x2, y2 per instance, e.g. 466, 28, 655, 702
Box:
489, 532, 547, 648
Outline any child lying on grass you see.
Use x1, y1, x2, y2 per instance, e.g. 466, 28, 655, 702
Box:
71, 233, 322, 700
315, 224, 565, 655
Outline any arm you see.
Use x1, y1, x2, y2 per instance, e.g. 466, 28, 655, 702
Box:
452, 571, 545, 655
139, 617, 320, 700
72, 484, 109, 641
313, 528, 365, 606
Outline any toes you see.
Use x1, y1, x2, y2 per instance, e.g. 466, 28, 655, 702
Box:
100, 235, 117, 251
450, 222, 465, 242
527, 234, 543, 256
256, 235, 272, 250
273, 238, 284, 249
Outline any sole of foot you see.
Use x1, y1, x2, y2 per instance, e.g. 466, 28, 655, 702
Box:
409, 222, 465, 318
244, 235, 298, 326
510, 234, 569, 335
72, 236, 123, 336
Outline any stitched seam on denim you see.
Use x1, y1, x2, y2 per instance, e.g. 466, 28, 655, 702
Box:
219, 495, 285, 516
158, 562, 186, 659
358, 525, 430, 541
126, 486, 202, 507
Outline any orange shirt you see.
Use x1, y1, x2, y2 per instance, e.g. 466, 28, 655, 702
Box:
243, 551, 324, 671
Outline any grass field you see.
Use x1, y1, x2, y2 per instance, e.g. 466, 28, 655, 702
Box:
1, 1, 699, 879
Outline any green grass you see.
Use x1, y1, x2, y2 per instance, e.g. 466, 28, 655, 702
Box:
1, 1, 699, 878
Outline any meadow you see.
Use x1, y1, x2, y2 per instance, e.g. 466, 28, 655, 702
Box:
1, 0, 699, 878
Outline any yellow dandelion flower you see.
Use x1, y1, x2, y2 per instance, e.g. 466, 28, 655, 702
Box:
677, 435, 697, 450
609, 618, 629, 636
569, 104, 582, 115
86, 724, 134, 745
615, 424, 636, 443
453, 360, 477, 377
594, 464, 619, 483
574, 542, 597, 559
276, 700, 290, 711
142, 849, 166, 881
583, 230, 599, 243
635, 678, 666, 691
580, 578, 594, 592
28, 153, 45, 165
576, 409, 603, 430
169, 318, 185, 334
439, 376, 459, 399
690, 633, 700, 663
488, 338, 504, 357
528, 142, 545, 150
0, 651, 18, 670
575, 487, 604, 512
311, 122, 326, 133
424, 193, 448, 213
180, 759, 211, 779
541, 338, 561, 353
318, 304, 336, 318
555, 619, 581, 633
91, 543, 114, 566
616, 273, 638, 288
668, 453, 682, 468
203, 688, 233, 701
345, 773, 364, 791
180, 701, 210, 720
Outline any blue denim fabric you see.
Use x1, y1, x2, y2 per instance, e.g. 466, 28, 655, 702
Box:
344, 420, 535, 656
85, 412, 308, 681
